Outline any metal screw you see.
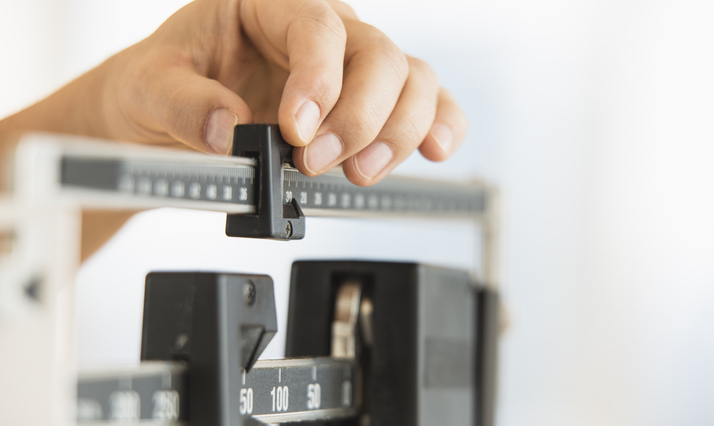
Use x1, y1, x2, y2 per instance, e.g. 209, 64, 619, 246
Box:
175, 333, 189, 350
243, 280, 256, 307
286, 221, 293, 238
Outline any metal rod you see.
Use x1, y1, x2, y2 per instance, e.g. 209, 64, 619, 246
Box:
17, 135, 486, 219
76, 358, 357, 424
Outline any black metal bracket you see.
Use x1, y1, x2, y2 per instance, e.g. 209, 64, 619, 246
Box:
135, 263, 497, 426
140, 272, 278, 426
286, 260, 488, 426
225, 124, 306, 240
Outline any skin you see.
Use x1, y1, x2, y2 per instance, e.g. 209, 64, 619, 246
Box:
0, 0, 468, 260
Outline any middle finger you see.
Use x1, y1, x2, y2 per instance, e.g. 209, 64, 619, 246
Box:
292, 19, 409, 179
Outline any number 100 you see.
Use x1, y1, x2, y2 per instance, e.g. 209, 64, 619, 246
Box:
270, 386, 289, 412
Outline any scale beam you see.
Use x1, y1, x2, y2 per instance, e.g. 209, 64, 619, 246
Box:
14, 125, 486, 228
76, 358, 357, 425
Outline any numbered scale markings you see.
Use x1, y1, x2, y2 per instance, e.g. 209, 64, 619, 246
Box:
239, 358, 357, 423
282, 168, 484, 217
60, 154, 257, 213
76, 362, 188, 424
59, 146, 485, 218
76, 358, 357, 425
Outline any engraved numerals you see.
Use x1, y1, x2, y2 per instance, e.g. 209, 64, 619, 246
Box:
240, 388, 254, 415
270, 386, 290, 412
307, 383, 321, 409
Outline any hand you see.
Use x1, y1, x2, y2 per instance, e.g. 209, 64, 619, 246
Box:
102, 0, 467, 185
0, 0, 467, 187
0, 0, 468, 259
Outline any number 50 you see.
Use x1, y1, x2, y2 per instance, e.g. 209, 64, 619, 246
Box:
240, 388, 253, 415
307, 383, 321, 409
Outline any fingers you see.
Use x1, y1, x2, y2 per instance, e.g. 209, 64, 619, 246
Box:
241, 0, 466, 186
418, 88, 469, 162
325, 0, 359, 19
241, 0, 347, 146
140, 64, 253, 154
341, 57, 439, 185
292, 19, 410, 178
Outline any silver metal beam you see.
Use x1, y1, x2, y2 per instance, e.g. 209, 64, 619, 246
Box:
24, 134, 487, 219
77, 358, 357, 425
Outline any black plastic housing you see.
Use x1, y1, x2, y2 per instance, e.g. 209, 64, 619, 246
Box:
225, 124, 305, 240
140, 272, 277, 426
285, 260, 481, 426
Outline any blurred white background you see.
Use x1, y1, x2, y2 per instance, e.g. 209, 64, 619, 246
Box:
2, 0, 714, 425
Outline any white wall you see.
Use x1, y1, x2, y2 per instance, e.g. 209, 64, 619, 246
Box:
2, 0, 714, 425
0, 0, 59, 118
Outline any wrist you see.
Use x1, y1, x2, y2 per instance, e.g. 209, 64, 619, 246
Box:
94, 47, 135, 141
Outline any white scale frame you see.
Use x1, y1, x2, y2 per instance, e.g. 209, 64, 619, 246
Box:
0, 132, 500, 426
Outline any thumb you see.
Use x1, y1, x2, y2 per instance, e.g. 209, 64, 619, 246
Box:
150, 69, 253, 154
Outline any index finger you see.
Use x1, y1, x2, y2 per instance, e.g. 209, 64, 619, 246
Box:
241, 0, 347, 146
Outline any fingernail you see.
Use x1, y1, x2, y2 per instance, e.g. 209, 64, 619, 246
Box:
304, 133, 343, 173
355, 142, 393, 180
206, 108, 238, 154
430, 123, 453, 153
296, 100, 321, 143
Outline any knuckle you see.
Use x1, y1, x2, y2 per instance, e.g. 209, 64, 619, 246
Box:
377, 117, 424, 157
439, 87, 454, 101
439, 87, 461, 108
353, 23, 408, 80
372, 43, 409, 81
162, 84, 198, 140
294, 2, 347, 42
309, 63, 342, 100
329, 0, 358, 19
397, 116, 426, 147
163, 83, 190, 123
386, 46, 409, 78
408, 57, 437, 82
340, 105, 383, 148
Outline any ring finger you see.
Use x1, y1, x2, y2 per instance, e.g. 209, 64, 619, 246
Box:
292, 19, 409, 178
342, 56, 440, 185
